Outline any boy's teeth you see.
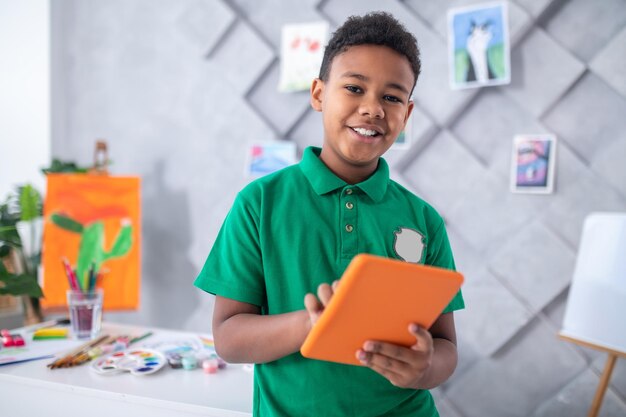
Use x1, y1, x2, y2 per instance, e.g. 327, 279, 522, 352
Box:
353, 127, 378, 136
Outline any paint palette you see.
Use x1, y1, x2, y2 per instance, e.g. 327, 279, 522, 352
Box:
91, 348, 165, 376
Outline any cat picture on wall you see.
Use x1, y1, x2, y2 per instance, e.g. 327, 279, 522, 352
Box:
448, 2, 510, 89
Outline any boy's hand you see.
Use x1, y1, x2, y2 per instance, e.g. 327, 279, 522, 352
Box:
304, 280, 339, 326
356, 323, 433, 389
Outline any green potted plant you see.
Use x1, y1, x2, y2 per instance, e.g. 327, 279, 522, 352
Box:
0, 184, 45, 324
0, 158, 104, 325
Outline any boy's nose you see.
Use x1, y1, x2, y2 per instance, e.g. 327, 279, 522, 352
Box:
358, 97, 384, 119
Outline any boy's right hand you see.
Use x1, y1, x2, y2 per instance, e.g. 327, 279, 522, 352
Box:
304, 280, 339, 326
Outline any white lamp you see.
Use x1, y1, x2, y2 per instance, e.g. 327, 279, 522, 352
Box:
560, 212, 626, 417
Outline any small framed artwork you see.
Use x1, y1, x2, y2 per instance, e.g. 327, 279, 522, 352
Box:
278, 21, 329, 93
447, 2, 510, 90
510, 134, 557, 194
246, 142, 297, 177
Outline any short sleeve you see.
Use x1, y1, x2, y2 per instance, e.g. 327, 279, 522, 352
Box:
194, 192, 266, 307
426, 220, 465, 313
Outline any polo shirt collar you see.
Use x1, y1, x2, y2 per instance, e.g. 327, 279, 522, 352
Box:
300, 146, 389, 203
358, 157, 389, 202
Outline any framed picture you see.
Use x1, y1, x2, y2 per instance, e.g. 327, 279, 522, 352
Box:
278, 21, 329, 93
447, 2, 510, 90
510, 134, 557, 194
42, 174, 141, 310
246, 142, 297, 177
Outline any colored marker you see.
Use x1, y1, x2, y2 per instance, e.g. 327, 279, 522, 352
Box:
88, 262, 96, 292
33, 328, 69, 340
62, 257, 81, 292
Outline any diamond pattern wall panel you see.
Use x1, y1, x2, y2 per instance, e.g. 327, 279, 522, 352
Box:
175, 0, 236, 55
531, 368, 626, 417
446, 172, 539, 253
431, 390, 465, 417
504, 27, 585, 118
52, 0, 626, 415
209, 20, 275, 96
320, 0, 413, 27
404, 130, 490, 212
590, 26, 626, 99
247, 61, 311, 135
488, 219, 576, 313
446, 317, 588, 417
591, 132, 626, 198
541, 156, 626, 246
542, 0, 626, 62
513, 0, 557, 18
230, 0, 327, 47
542, 73, 626, 163
450, 228, 533, 356
542, 282, 567, 315
451, 89, 548, 179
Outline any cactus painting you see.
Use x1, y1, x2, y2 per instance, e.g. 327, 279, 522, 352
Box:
50, 213, 133, 291
42, 174, 141, 310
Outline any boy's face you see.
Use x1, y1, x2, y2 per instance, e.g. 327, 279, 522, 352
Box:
311, 45, 414, 182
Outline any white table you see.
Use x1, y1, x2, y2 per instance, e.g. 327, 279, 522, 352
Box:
0, 322, 253, 417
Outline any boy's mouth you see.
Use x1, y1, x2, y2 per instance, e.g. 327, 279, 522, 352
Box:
350, 127, 382, 138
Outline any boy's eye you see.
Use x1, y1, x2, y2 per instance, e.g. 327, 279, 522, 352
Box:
383, 95, 402, 103
345, 85, 362, 94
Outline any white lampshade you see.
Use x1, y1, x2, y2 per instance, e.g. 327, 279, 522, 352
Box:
561, 212, 626, 353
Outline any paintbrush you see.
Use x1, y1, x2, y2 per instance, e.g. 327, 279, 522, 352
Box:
68, 335, 117, 367
48, 334, 110, 369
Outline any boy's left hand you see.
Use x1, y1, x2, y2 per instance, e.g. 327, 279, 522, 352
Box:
304, 280, 339, 326
356, 323, 433, 389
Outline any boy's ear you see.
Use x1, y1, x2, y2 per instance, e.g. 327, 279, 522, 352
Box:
310, 78, 324, 112
404, 100, 415, 125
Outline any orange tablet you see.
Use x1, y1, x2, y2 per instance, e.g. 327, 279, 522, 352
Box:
300, 254, 463, 366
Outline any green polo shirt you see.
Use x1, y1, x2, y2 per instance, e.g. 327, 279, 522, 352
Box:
195, 146, 464, 417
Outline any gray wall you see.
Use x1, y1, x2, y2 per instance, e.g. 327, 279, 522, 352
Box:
51, 0, 626, 415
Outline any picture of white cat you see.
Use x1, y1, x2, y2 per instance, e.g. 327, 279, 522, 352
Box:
447, 2, 510, 90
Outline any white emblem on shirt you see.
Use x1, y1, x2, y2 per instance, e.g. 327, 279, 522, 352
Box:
393, 227, 425, 264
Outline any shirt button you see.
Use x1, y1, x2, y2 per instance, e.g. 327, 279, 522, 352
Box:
345, 189, 353, 195
345, 202, 354, 210
345, 224, 354, 232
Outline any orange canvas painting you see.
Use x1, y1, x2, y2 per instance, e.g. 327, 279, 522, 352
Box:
41, 174, 141, 310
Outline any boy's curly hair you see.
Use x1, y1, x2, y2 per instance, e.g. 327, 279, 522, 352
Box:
318, 12, 421, 89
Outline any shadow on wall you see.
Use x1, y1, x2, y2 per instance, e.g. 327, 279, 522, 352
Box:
109, 160, 199, 329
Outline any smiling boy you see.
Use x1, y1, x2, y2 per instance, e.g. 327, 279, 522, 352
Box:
195, 11, 464, 417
